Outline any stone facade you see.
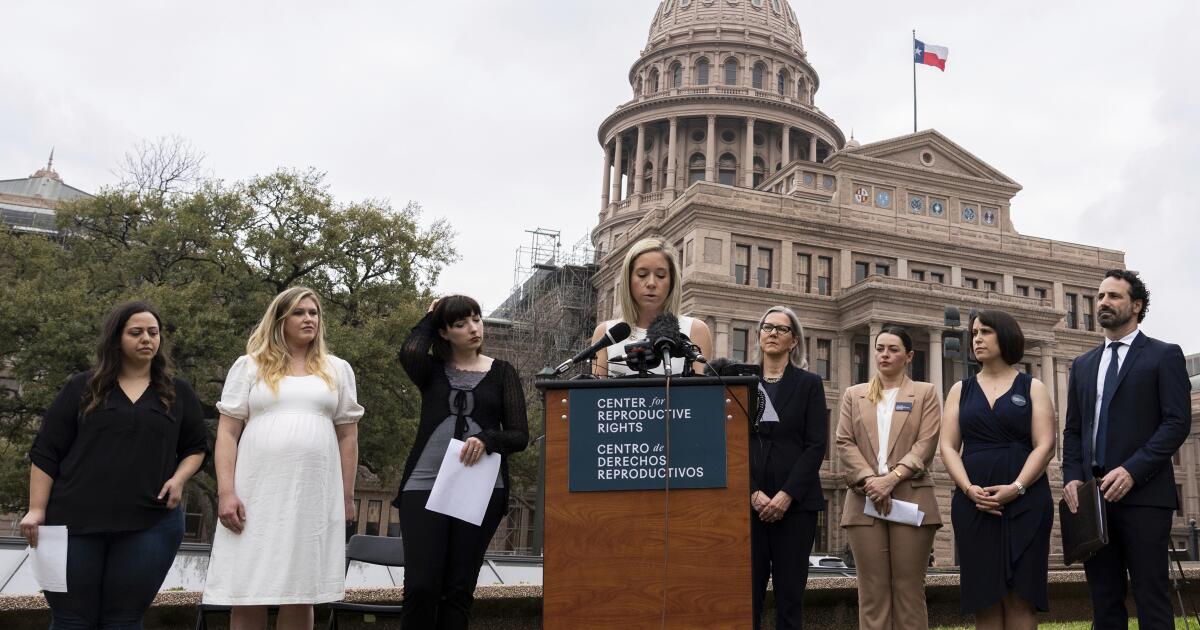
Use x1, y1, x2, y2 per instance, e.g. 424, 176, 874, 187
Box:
587, 0, 1196, 566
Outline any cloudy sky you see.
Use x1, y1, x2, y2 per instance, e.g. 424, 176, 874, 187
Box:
4, 1, 1197, 352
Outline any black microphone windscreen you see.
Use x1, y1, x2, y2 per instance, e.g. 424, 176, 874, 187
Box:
646, 313, 680, 347
606, 322, 632, 344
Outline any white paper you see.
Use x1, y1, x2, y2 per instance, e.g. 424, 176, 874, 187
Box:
28, 526, 68, 592
864, 498, 925, 527
426, 439, 502, 526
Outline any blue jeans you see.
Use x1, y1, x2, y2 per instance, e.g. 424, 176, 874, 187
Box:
43, 507, 184, 630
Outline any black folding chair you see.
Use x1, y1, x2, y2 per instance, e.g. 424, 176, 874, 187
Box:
327, 534, 406, 630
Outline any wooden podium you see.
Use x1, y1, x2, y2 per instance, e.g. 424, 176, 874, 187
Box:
538, 376, 757, 630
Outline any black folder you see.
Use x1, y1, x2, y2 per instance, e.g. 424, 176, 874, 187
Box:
1059, 478, 1108, 566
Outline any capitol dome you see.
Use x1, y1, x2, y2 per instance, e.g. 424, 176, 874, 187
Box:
647, 0, 804, 53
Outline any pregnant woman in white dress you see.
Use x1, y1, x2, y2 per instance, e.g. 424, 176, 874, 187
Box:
204, 286, 363, 630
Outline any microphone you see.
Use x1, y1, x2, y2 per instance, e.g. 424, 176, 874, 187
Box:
552, 322, 632, 375
647, 313, 682, 377
677, 332, 707, 364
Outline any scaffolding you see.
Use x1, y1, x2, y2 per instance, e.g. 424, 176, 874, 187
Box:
490, 228, 598, 402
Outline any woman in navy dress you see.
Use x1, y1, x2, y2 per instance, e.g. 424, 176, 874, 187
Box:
939, 310, 1055, 629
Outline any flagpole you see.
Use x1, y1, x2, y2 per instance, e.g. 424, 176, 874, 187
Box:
912, 29, 918, 133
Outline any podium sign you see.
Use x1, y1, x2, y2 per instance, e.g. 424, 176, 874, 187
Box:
568, 385, 727, 491
540, 376, 756, 630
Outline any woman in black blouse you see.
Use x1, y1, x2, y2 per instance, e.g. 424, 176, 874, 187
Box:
395, 295, 528, 630
21, 301, 209, 629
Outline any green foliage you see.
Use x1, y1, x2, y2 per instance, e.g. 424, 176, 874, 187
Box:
0, 169, 456, 513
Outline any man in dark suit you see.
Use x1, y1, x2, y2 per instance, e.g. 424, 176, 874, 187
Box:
1062, 269, 1191, 630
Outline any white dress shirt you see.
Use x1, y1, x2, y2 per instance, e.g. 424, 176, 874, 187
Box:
1091, 328, 1142, 462
876, 388, 900, 474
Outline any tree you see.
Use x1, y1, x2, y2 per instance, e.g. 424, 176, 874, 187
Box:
0, 168, 456, 528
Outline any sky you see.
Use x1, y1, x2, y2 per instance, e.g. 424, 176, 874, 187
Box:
4, 1, 1198, 352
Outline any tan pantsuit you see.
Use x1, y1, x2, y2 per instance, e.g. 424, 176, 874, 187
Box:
836, 378, 943, 630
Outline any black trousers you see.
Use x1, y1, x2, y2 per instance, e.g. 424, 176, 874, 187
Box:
751, 508, 818, 630
1083, 502, 1173, 630
399, 488, 506, 630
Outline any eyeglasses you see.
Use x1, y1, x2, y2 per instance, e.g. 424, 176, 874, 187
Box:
759, 323, 793, 335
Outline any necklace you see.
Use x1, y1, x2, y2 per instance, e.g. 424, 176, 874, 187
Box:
763, 374, 783, 383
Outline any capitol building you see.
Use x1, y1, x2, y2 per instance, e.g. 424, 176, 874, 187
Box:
583, 0, 1198, 565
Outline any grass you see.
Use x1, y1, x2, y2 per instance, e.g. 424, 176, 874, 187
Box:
935, 620, 1200, 630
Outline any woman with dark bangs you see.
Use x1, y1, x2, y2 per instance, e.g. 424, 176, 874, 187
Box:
395, 295, 529, 630
21, 301, 209, 629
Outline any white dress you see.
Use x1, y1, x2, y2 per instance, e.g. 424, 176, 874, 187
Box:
203, 355, 364, 605
602, 315, 695, 377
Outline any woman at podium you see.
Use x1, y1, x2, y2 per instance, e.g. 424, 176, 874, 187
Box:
835, 326, 943, 630
749, 306, 828, 630
938, 310, 1054, 627
590, 237, 712, 376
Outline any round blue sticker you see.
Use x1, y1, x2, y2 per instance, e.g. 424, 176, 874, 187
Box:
1010, 394, 1028, 407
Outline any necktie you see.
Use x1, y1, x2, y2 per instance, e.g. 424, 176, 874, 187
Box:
1094, 341, 1123, 469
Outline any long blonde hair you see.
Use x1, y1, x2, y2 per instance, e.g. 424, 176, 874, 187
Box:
866, 325, 913, 403
618, 237, 683, 326
246, 286, 335, 394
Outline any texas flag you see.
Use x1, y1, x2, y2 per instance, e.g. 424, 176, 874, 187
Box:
914, 39, 949, 71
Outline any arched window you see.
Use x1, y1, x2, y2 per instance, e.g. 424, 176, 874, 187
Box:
661, 157, 670, 189
724, 58, 738, 86
753, 156, 766, 187
752, 62, 766, 90
688, 153, 706, 185
777, 69, 789, 96
643, 161, 655, 193
696, 58, 710, 85
670, 62, 682, 89
649, 68, 660, 93
797, 77, 810, 103
718, 153, 737, 186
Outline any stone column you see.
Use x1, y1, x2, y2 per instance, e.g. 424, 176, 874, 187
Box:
779, 241, 794, 292
601, 144, 612, 212
1040, 347, 1056, 406
633, 124, 646, 196
782, 126, 791, 165
715, 319, 731, 358
744, 117, 756, 187
706, 115, 717, 182
836, 332, 853, 392
809, 134, 818, 163
929, 329, 943, 398
1003, 273, 1015, 295
897, 258, 909, 280
868, 322, 883, 379
951, 265, 963, 287
666, 117, 678, 199
611, 133, 624, 202
839, 249, 854, 289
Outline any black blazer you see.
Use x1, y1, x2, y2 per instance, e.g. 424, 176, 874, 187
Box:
750, 364, 828, 512
1062, 331, 1191, 509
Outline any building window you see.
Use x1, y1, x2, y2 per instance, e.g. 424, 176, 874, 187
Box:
350, 499, 362, 534
753, 156, 766, 187
724, 58, 738, 85
1083, 295, 1095, 331
875, 263, 890, 277
930, 271, 945, 284
366, 500, 382, 536
984, 280, 998, 292
732, 327, 749, 362
1017, 284, 1030, 296
643, 162, 654, 193
796, 253, 811, 293
688, 152, 706, 185
911, 269, 926, 281
757, 248, 773, 287
1034, 287, 1048, 300
696, 58, 710, 85
734, 244, 751, 285
1066, 293, 1078, 328
853, 343, 869, 384
777, 69, 789, 96
752, 62, 765, 89
964, 277, 979, 290
817, 256, 833, 296
388, 506, 401, 537
815, 339, 831, 379
912, 349, 927, 382
718, 153, 737, 186
1021, 362, 1033, 374
854, 261, 870, 282
649, 68, 660, 93
671, 62, 682, 89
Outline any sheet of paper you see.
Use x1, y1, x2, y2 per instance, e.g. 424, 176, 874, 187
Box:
426, 439, 502, 526
864, 497, 925, 527
28, 526, 68, 592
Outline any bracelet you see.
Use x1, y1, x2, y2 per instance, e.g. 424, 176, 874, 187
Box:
892, 469, 903, 480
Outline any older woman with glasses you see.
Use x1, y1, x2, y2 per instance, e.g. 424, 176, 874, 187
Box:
749, 306, 827, 630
